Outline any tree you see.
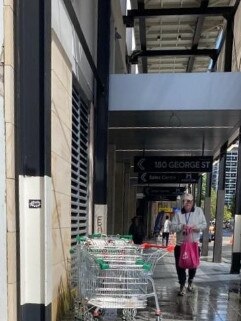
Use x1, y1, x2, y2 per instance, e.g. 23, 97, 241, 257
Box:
229, 195, 236, 217
210, 188, 232, 221
210, 188, 217, 220
223, 206, 232, 221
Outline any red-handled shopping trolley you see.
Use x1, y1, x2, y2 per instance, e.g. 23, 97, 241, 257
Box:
71, 235, 171, 321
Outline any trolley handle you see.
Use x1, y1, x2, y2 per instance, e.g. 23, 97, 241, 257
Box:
90, 233, 107, 238
76, 235, 87, 243
119, 234, 133, 240
140, 243, 174, 252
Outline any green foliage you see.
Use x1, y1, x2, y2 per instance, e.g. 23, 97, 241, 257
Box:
201, 173, 206, 202
229, 196, 236, 217
210, 188, 232, 221
199, 174, 233, 221
210, 188, 217, 220
223, 206, 232, 221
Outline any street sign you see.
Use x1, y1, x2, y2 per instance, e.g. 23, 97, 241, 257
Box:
134, 156, 213, 173
144, 186, 185, 201
144, 186, 185, 197
146, 195, 177, 201
138, 172, 199, 184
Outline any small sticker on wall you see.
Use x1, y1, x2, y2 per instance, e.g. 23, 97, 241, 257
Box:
29, 199, 41, 208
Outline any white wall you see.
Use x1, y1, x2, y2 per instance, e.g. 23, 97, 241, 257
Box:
233, 2, 241, 71
52, 0, 97, 100
0, 0, 7, 320
111, 0, 127, 74
109, 72, 241, 111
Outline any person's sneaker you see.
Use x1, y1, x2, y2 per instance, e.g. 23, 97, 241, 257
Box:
178, 285, 186, 296
187, 282, 194, 292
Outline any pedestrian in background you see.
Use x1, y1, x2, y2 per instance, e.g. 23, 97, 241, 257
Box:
129, 216, 145, 245
153, 210, 165, 239
162, 215, 171, 247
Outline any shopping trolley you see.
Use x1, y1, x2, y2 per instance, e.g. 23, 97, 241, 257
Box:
71, 235, 171, 321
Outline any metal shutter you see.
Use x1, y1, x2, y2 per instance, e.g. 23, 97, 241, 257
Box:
71, 83, 89, 246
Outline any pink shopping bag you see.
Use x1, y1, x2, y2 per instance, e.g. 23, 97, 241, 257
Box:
178, 241, 200, 269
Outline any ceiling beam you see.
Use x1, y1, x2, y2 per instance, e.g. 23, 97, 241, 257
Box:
210, 0, 240, 71
186, 0, 209, 72
124, 6, 235, 27
224, 0, 240, 71
130, 49, 218, 64
138, 1, 147, 73
224, 18, 234, 72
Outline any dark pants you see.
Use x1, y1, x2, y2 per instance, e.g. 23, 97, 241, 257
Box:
133, 238, 143, 245
162, 232, 169, 246
174, 245, 199, 286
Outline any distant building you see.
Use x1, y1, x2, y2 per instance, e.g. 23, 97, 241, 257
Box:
225, 144, 238, 206
212, 143, 238, 207
212, 161, 219, 191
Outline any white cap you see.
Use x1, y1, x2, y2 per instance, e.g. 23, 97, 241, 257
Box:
183, 193, 193, 201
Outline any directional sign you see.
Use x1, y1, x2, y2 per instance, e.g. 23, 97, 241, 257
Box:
134, 156, 213, 173
146, 195, 177, 201
138, 172, 199, 184
144, 186, 185, 197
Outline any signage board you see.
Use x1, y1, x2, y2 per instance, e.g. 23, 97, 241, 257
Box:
138, 172, 199, 184
134, 156, 213, 173
94, 205, 107, 234
159, 207, 173, 213
29, 199, 41, 208
146, 195, 177, 201
144, 186, 185, 197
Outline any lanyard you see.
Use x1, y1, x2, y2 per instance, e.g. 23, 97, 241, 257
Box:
185, 212, 191, 225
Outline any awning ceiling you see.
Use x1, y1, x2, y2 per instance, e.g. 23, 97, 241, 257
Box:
126, 0, 238, 73
108, 0, 240, 165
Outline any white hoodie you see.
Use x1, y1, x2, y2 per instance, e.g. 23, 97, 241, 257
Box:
171, 206, 207, 245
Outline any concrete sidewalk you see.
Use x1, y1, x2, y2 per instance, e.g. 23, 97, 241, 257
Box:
151, 250, 241, 321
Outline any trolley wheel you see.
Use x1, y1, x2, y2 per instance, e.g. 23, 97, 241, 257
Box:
122, 308, 137, 321
83, 312, 94, 321
85, 312, 103, 321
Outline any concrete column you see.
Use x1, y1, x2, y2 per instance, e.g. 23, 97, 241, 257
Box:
123, 162, 131, 234
0, 2, 7, 318
107, 145, 116, 234
16, 0, 52, 319
19, 177, 52, 321
94, 0, 111, 206
231, 215, 241, 273
128, 185, 137, 229
114, 162, 124, 234
202, 173, 212, 256
93, 1, 111, 240
196, 175, 202, 207
213, 143, 227, 262
231, 130, 241, 273
150, 202, 159, 238
213, 190, 225, 262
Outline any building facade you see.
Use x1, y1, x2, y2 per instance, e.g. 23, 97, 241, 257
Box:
225, 145, 238, 207
212, 143, 239, 207
1, 1, 241, 321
